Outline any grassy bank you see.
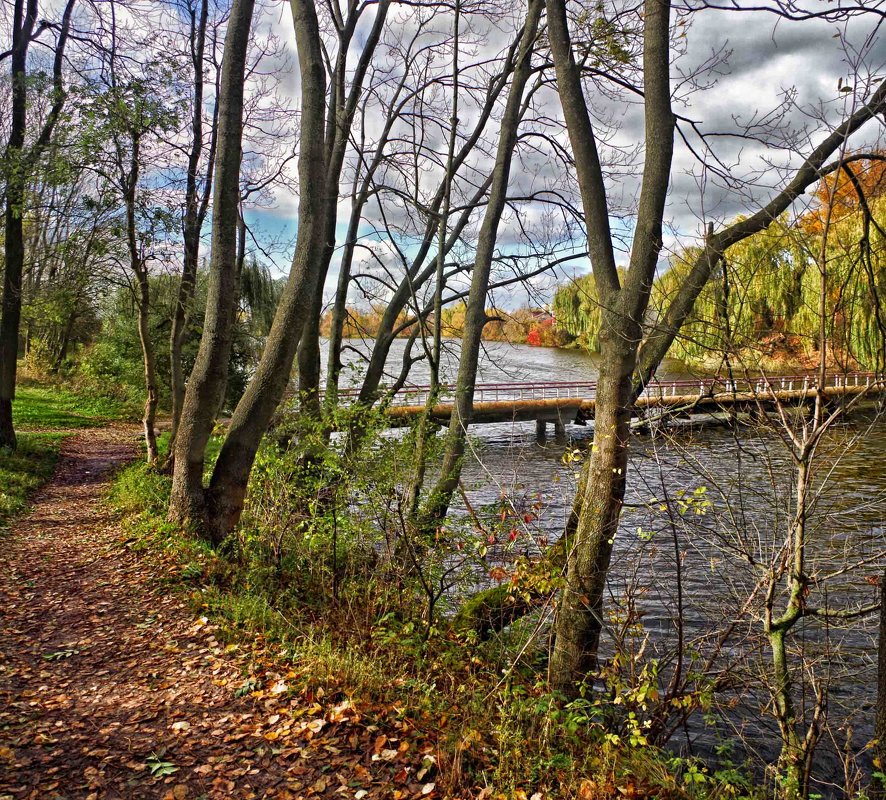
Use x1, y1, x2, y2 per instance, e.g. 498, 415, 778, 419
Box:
0, 433, 65, 529
1, 377, 137, 531
13, 380, 137, 429
108, 444, 760, 800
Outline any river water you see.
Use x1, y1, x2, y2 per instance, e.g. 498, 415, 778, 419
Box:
330, 338, 885, 794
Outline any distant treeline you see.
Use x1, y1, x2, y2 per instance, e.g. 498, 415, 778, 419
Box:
553, 159, 886, 369
319, 303, 572, 347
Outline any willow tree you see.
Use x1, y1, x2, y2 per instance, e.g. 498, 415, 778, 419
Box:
544, 0, 886, 694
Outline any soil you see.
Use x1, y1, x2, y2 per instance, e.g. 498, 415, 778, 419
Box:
0, 428, 438, 800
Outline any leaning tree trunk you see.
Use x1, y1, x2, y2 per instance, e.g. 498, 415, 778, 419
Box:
417, 0, 542, 528
169, 0, 257, 528
200, 0, 392, 544
168, 0, 214, 461
549, 318, 637, 691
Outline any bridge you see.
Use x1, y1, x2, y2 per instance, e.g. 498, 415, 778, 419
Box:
332, 371, 884, 441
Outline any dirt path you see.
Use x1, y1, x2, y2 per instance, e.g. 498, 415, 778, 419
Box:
0, 429, 436, 800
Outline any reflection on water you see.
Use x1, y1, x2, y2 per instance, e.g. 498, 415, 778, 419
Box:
329, 338, 885, 794
456, 413, 885, 789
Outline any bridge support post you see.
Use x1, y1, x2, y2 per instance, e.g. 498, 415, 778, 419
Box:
535, 419, 547, 444
554, 420, 566, 443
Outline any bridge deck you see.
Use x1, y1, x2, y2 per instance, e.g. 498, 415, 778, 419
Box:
375, 374, 884, 430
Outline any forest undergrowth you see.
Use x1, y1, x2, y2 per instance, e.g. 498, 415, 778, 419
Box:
107, 419, 763, 800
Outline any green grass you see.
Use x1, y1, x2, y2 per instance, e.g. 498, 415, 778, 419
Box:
1, 377, 138, 531
12, 383, 134, 430
0, 433, 64, 529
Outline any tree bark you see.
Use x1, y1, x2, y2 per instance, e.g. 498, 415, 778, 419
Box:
549, 325, 637, 689
169, 0, 256, 528
296, 278, 325, 419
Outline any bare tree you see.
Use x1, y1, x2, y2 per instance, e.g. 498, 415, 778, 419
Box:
543, 0, 886, 695
171, 0, 392, 541
0, 0, 76, 449
166, 0, 221, 458
416, 0, 544, 528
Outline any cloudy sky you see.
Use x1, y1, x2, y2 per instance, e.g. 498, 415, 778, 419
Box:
244, 0, 886, 306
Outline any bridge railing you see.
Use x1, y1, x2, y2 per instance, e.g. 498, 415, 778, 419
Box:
321, 371, 881, 408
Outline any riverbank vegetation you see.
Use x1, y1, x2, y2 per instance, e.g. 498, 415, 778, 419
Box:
320, 304, 570, 350
553, 159, 886, 371
109, 428, 764, 799
2, 0, 886, 796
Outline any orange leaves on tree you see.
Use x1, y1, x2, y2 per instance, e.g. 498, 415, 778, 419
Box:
799, 151, 886, 234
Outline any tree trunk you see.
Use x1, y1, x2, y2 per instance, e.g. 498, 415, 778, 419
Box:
168, 233, 199, 451
137, 276, 160, 465
769, 626, 805, 800
417, 0, 542, 527
297, 0, 392, 422
447, 63, 886, 659
51, 311, 76, 373
168, 0, 256, 528
549, 324, 636, 691
168, 0, 213, 461
325, 210, 361, 402
0, 0, 74, 449
121, 126, 160, 466
297, 278, 325, 420
197, 0, 330, 544
201, 0, 391, 543
0, 0, 38, 450
875, 566, 886, 798
543, 0, 674, 694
